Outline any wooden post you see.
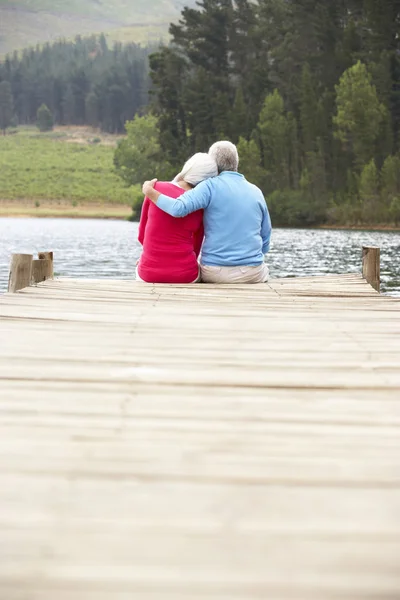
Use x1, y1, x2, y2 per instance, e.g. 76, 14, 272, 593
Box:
362, 246, 380, 292
7, 254, 33, 293
31, 259, 52, 285
38, 251, 54, 278
31, 251, 54, 285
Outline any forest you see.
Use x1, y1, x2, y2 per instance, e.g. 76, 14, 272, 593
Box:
1, 0, 400, 226
0, 35, 152, 133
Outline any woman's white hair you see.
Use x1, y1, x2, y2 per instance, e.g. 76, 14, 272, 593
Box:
173, 152, 218, 186
208, 141, 239, 173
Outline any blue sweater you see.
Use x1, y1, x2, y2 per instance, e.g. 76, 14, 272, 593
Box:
157, 171, 272, 267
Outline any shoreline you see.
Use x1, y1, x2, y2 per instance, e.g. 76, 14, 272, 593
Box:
317, 224, 400, 232
0, 200, 132, 220
0, 202, 399, 231
0, 213, 131, 220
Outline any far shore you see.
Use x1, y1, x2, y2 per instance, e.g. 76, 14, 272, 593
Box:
1, 200, 400, 231
302, 224, 400, 232
0, 200, 132, 220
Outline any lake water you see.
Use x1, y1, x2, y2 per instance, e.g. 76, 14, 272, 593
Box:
0, 218, 399, 296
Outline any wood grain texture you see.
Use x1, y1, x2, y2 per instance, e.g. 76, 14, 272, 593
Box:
7, 253, 33, 293
38, 251, 54, 279
0, 275, 400, 599
362, 246, 380, 292
31, 258, 52, 285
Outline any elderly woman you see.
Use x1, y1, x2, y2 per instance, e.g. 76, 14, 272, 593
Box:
136, 153, 218, 283
142, 141, 272, 284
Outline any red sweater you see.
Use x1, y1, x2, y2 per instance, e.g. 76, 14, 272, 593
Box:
137, 181, 204, 283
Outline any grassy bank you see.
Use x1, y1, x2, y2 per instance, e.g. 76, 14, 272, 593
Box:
0, 200, 132, 219
0, 127, 136, 217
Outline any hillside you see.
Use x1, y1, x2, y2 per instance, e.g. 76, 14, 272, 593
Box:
0, 126, 137, 219
0, 0, 190, 54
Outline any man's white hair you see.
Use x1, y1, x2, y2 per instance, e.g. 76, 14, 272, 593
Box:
173, 152, 218, 186
208, 141, 239, 173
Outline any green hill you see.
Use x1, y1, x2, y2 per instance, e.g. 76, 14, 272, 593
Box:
0, 0, 188, 54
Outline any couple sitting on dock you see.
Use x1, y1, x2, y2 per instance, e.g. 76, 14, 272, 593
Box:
138, 141, 271, 284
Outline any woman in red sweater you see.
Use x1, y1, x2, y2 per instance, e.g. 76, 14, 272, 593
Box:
136, 153, 218, 283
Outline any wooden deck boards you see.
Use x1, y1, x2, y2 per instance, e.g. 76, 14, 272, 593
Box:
1, 275, 400, 599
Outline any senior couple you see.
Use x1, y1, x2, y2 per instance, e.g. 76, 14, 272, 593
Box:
138, 141, 271, 284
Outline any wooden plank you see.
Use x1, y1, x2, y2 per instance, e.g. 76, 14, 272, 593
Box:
0, 275, 400, 599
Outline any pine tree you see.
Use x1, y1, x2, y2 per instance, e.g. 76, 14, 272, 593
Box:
363, 0, 400, 58
99, 33, 108, 54
184, 67, 215, 152
170, 0, 233, 83
230, 0, 268, 121
103, 84, 127, 133
62, 86, 76, 125
149, 48, 189, 165
334, 61, 387, 170
389, 196, 400, 224
85, 92, 100, 128
237, 136, 265, 188
381, 154, 400, 208
359, 159, 381, 222
231, 87, 248, 143
257, 90, 291, 191
0, 80, 13, 134
71, 68, 90, 124
287, 112, 300, 189
213, 92, 232, 140
300, 64, 319, 153
300, 141, 328, 221
36, 103, 53, 132
151, 0, 235, 158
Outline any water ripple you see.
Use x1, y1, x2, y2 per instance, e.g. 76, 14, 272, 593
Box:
0, 218, 399, 296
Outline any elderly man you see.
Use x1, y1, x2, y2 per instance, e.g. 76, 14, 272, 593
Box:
142, 141, 271, 284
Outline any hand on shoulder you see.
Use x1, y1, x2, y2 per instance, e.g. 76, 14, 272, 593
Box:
142, 179, 159, 202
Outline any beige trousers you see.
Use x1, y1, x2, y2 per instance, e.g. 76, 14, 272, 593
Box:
200, 263, 269, 284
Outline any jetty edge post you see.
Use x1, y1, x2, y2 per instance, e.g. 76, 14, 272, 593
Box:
38, 252, 54, 277
362, 246, 380, 292
31, 251, 54, 285
7, 254, 33, 293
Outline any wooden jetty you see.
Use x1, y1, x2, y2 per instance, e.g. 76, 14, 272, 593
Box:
1, 248, 400, 599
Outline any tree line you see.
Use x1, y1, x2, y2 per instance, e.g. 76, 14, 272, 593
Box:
146, 0, 400, 226
0, 34, 152, 133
